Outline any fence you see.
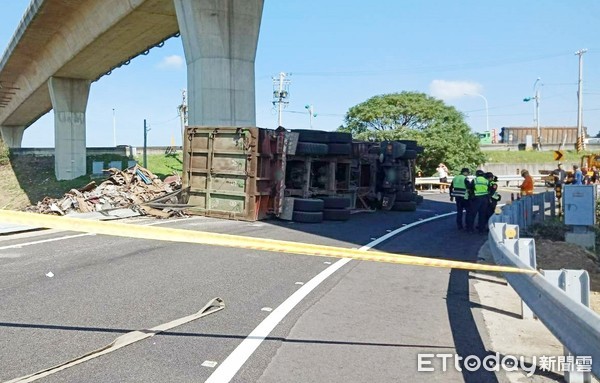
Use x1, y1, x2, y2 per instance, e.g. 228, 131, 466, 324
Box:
488, 191, 600, 381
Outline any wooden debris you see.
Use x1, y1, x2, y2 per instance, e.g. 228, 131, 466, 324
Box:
25, 165, 183, 218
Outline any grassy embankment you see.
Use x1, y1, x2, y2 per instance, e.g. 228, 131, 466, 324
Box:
484, 149, 595, 164
0, 146, 183, 210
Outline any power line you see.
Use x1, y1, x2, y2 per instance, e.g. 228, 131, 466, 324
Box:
285, 51, 573, 77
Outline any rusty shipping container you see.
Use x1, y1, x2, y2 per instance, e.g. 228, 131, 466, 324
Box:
500, 126, 588, 145
182, 127, 285, 221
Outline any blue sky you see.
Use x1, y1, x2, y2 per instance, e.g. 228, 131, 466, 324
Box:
2, 0, 600, 147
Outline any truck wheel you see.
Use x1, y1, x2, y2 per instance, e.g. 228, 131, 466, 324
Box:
296, 142, 328, 155
395, 191, 415, 202
399, 150, 417, 160
392, 201, 417, 211
293, 198, 324, 212
293, 211, 324, 223
328, 132, 352, 144
292, 130, 329, 143
323, 208, 351, 221
318, 196, 351, 209
327, 143, 352, 155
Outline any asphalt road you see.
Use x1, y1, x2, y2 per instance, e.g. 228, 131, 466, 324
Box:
0, 194, 496, 383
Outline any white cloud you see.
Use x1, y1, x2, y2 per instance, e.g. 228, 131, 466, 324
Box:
157, 55, 184, 70
429, 80, 483, 100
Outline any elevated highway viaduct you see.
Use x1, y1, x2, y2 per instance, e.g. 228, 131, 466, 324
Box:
0, 0, 263, 179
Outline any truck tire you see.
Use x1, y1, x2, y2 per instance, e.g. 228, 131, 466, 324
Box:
295, 142, 328, 155
323, 208, 351, 221
398, 140, 418, 150
292, 130, 329, 143
415, 194, 424, 204
328, 132, 352, 144
293, 211, 324, 223
395, 191, 415, 202
399, 150, 417, 160
327, 143, 352, 155
318, 196, 351, 209
293, 198, 324, 212
392, 201, 417, 211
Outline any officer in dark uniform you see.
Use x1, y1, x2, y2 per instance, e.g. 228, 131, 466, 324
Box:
485, 172, 501, 222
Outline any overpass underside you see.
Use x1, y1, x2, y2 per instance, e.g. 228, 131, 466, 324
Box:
0, 0, 263, 180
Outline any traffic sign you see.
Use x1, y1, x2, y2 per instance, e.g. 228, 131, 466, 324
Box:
554, 150, 564, 161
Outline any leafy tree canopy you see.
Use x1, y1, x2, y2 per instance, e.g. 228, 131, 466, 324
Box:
338, 92, 486, 175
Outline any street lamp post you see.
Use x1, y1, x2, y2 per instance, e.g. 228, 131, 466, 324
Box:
523, 78, 542, 150
112, 108, 116, 147
464, 93, 489, 132
304, 104, 317, 129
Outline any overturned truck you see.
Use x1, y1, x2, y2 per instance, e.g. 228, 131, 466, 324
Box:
182, 126, 424, 222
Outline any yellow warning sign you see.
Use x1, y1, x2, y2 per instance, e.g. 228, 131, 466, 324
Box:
0, 210, 536, 274
554, 150, 564, 161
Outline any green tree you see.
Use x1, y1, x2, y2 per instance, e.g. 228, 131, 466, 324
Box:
339, 92, 485, 175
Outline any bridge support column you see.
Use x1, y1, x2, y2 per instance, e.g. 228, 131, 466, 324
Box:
48, 77, 90, 180
0, 126, 25, 148
174, 0, 264, 126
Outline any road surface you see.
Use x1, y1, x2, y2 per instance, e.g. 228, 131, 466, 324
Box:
0, 194, 498, 383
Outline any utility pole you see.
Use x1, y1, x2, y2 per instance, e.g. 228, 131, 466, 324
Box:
177, 89, 188, 141
143, 119, 149, 168
272, 72, 291, 127
576, 48, 588, 152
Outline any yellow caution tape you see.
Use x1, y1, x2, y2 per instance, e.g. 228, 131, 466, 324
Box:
0, 210, 536, 274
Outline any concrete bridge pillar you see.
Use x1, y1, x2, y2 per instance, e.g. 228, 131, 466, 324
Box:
174, 0, 264, 126
0, 126, 25, 148
48, 77, 90, 180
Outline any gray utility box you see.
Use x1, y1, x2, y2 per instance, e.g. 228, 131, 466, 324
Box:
563, 185, 596, 226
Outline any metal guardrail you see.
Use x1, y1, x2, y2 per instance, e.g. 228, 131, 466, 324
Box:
488, 192, 600, 380
416, 174, 546, 186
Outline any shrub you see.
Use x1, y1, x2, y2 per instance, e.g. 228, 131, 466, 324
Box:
0, 142, 9, 166
526, 219, 568, 241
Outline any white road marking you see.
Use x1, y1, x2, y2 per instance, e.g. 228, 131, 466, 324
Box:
202, 361, 218, 368
323, 261, 332, 265
205, 211, 456, 383
295, 282, 304, 285
260, 307, 273, 312
0, 217, 201, 251
0, 233, 94, 250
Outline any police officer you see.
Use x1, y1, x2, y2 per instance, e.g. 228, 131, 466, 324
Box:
485, 172, 501, 222
449, 167, 471, 230
466, 169, 490, 234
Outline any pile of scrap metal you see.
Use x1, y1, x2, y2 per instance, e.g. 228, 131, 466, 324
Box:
25, 165, 185, 218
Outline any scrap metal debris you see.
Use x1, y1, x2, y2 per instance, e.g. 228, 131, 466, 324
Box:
26, 165, 184, 218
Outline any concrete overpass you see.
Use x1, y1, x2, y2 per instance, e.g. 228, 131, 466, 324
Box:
0, 0, 263, 179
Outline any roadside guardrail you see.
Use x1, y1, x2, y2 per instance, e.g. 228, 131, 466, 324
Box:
488, 191, 599, 381
416, 174, 546, 188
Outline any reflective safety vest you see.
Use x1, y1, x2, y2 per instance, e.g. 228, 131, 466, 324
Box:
450, 174, 468, 198
473, 176, 489, 196
489, 181, 501, 201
